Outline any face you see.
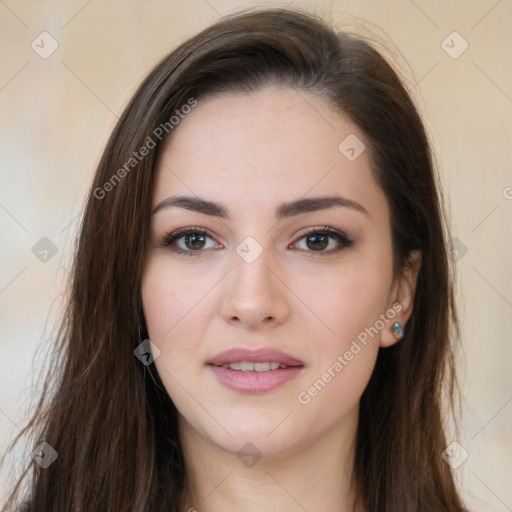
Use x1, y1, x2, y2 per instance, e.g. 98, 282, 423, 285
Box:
141, 87, 413, 459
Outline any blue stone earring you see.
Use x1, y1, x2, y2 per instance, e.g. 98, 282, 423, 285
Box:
391, 322, 404, 340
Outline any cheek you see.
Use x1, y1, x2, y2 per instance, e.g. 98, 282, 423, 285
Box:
141, 260, 220, 438
141, 261, 176, 342
294, 309, 380, 419
291, 260, 392, 406
295, 258, 393, 347
141, 256, 206, 342
141, 257, 214, 385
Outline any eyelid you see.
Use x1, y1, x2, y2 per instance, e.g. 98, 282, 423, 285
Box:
293, 225, 348, 241
160, 226, 222, 256
289, 226, 353, 255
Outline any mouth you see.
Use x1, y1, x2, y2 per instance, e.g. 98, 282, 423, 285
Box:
207, 347, 305, 393
215, 361, 297, 371
207, 346, 304, 368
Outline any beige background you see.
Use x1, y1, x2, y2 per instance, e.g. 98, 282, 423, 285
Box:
1, 0, 511, 509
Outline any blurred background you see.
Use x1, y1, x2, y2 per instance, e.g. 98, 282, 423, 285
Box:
1, 0, 511, 509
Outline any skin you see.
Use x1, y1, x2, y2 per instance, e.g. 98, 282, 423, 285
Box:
141, 87, 421, 512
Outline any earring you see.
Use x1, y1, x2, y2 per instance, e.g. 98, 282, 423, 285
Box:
391, 322, 404, 340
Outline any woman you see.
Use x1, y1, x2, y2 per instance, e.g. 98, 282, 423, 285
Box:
2, 7, 469, 511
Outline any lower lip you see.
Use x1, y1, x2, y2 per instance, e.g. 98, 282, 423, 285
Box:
208, 365, 304, 393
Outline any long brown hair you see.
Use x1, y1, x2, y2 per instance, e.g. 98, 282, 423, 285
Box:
2, 7, 468, 511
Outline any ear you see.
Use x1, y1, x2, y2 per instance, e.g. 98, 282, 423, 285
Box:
380, 250, 422, 348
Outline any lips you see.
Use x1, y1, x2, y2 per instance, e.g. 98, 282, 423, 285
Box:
207, 348, 305, 393
207, 347, 304, 368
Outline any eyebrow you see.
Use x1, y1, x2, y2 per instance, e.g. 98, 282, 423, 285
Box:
152, 194, 368, 218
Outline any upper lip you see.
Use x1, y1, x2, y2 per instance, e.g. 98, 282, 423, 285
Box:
207, 347, 304, 367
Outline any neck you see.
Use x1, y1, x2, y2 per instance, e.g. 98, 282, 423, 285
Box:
178, 405, 363, 512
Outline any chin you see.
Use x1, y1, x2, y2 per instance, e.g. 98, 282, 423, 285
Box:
214, 430, 300, 461
186, 411, 304, 460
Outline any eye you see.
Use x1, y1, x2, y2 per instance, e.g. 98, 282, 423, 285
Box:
161, 226, 353, 257
291, 226, 353, 256
161, 227, 222, 256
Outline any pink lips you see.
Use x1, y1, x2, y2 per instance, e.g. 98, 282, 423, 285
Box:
207, 347, 305, 393
207, 347, 304, 367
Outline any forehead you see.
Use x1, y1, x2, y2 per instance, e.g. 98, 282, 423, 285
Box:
152, 87, 386, 221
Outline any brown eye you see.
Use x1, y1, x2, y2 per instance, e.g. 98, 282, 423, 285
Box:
305, 234, 329, 251
161, 228, 222, 256
184, 233, 207, 250
292, 227, 353, 256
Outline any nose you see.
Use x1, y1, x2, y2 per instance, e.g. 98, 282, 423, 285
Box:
220, 245, 290, 330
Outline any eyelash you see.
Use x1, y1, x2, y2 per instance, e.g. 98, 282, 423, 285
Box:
160, 226, 353, 257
